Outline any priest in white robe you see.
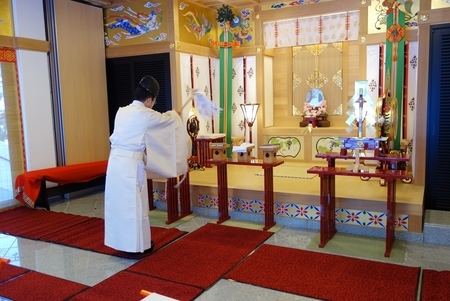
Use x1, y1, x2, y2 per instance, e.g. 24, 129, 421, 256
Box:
104, 75, 187, 253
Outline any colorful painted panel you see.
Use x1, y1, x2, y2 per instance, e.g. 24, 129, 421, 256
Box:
227, 8, 256, 47
261, 0, 334, 11
152, 189, 410, 231
104, 1, 168, 47
267, 136, 303, 159
178, 1, 217, 48
367, 0, 419, 34
0, 0, 13, 36
190, 192, 410, 231
313, 136, 342, 158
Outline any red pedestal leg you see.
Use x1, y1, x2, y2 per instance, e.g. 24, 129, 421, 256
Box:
147, 179, 155, 210
263, 167, 276, 231
385, 178, 396, 257
179, 173, 192, 217
319, 175, 336, 248
165, 178, 179, 224
217, 163, 230, 223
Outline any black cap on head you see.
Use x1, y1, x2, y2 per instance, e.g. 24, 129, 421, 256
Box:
138, 75, 160, 99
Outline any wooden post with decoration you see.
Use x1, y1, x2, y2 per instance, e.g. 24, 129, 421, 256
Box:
213, 5, 239, 158
385, 2, 405, 150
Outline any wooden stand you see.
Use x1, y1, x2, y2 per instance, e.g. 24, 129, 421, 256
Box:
209, 143, 230, 161
259, 144, 280, 164
300, 115, 330, 127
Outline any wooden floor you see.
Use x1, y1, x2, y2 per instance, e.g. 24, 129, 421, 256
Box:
154, 160, 425, 232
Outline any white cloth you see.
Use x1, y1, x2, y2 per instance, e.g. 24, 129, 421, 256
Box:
104, 101, 187, 253
144, 111, 191, 179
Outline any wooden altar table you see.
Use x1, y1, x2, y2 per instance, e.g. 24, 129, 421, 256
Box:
308, 152, 410, 257
209, 158, 284, 231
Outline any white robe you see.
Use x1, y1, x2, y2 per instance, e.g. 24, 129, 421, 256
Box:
104, 101, 186, 253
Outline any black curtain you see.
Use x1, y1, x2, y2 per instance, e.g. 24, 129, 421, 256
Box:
425, 24, 450, 210
106, 53, 171, 134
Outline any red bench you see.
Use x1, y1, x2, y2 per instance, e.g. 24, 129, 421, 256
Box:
14, 161, 108, 210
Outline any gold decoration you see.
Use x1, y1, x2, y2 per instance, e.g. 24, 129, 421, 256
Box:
293, 72, 302, 91
332, 104, 343, 115
169, 43, 175, 49
360, 36, 366, 43
292, 46, 302, 56
332, 70, 343, 90
388, 97, 398, 140
210, 40, 240, 48
307, 69, 328, 89
292, 105, 302, 116
419, 13, 429, 21
386, 24, 405, 43
305, 44, 327, 56
332, 42, 343, 53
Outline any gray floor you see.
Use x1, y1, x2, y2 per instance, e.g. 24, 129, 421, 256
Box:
1, 192, 450, 301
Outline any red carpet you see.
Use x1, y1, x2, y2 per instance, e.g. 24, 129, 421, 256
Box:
40, 217, 188, 259
127, 223, 273, 289
421, 269, 450, 301
0, 206, 187, 259
225, 244, 420, 301
0, 270, 88, 301
0, 263, 30, 284
70, 270, 203, 301
0, 206, 90, 239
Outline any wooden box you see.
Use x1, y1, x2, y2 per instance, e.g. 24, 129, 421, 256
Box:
209, 143, 230, 161
259, 144, 280, 164
232, 143, 255, 162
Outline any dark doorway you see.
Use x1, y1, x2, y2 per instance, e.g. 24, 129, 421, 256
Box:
105, 53, 171, 134
424, 24, 450, 211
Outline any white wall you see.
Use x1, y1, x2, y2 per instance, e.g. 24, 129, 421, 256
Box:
13, 0, 56, 170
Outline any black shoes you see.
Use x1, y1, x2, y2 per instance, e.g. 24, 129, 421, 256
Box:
143, 241, 155, 254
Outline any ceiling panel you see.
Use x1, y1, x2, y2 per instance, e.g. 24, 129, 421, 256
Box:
84, 0, 262, 10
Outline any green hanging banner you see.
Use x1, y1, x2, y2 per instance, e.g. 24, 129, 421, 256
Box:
219, 28, 234, 158
385, 7, 405, 150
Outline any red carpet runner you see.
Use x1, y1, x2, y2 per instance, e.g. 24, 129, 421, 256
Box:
225, 244, 420, 301
40, 217, 187, 259
0, 206, 187, 259
0, 206, 90, 239
0, 265, 88, 301
0, 263, 29, 284
127, 223, 273, 289
421, 269, 450, 301
70, 270, 203, 301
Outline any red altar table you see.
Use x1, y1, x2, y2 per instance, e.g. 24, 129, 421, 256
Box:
14, 161, 108, 209
308, 152, 410, 257
196, 134, 226, 168
160, 174, 192, 225
209, 158, 284, 231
